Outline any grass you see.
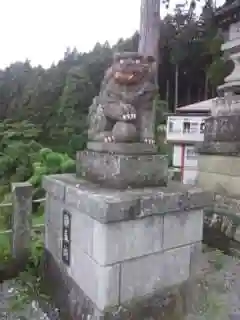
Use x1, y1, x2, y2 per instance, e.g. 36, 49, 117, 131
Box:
32, 214, 44, 226
0, 213, 44, 231
0, 214, 44, 262
0, 232, 10, 247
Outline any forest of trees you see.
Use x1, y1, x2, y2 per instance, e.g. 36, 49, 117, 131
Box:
0, 0, 231, 210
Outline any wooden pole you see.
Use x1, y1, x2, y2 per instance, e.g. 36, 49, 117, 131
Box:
11, 182, 32, 261
138, 0, 161, 63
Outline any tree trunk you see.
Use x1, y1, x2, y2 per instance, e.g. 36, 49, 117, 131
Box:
166, 79, 170, 107
174, 64, 179, 111
204, 72, 209, 100
138, 0, 160, 64
187, 86, 191, 104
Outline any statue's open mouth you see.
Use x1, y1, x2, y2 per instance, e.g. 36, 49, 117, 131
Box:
114, 72, 139, 83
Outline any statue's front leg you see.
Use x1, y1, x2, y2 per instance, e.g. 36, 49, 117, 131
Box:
139, 109, 155, 144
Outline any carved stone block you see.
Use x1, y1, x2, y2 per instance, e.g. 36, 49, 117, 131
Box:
204, 114, 240, 142
76, 150, 168, 189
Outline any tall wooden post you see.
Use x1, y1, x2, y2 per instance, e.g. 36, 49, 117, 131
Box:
138, 0, 160, 63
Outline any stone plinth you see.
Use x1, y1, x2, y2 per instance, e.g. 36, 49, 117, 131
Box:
77, 143, 168, 189
197, 113, 240, 156
197, 18, 240, 192
42, 174, 212, 319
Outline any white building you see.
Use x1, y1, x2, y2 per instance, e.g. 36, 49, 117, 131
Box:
166, 99, 213, 185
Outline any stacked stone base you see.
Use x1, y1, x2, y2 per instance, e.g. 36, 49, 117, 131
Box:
43, 174, 212, 319
77, 143, 168, 189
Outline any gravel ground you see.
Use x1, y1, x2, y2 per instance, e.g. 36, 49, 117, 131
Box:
185, 248, 240, 320
0, 249, 239, 320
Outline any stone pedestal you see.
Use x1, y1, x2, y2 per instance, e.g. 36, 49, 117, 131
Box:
197, 18, 240, 245
77, 142, 168, 189
43, 173, 212, 319
197, 21, 240, 194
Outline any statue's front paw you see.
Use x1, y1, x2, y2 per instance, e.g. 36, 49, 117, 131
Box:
122, 113, 136, 120
104, 136, 115, 143
121, 104, 136, 121
144, 138, 155, 145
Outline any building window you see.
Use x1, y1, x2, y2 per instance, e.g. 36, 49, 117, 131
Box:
190, 122, 198, 133
186, 147, 196, 160
183, 121, 191, 133
168, 121, 174, 132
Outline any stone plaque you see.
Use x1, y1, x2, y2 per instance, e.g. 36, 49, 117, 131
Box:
62, 209, 71, 266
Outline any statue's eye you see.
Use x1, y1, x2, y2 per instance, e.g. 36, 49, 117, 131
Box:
135, 59, 141, 64
119, 59, 124, 64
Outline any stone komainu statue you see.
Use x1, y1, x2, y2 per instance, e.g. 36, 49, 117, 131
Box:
88, 52, 157, 143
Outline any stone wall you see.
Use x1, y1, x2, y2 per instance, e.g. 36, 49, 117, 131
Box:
198, 154, 240, 196
43, 174, 212, 318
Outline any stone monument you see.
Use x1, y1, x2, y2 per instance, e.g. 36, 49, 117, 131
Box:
43, 53, 212, 318
197, 1, 240, 191
197, 0, 240, 243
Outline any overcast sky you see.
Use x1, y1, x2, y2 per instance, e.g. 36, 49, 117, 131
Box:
1, 0, 225, 69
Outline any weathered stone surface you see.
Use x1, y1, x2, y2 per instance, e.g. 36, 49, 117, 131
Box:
45, 196, 63, 235
211, 95, 240, 117
44, 188, 205, 268
214, 194, 240, 214
198, 154, 240, 176
234, 226, 240, 242
46, 196, 95, 258
204, 115, 240, 142
163, 210, 203, 250
88, 52, 156, 143
197, 140, 240, 155
120, 245, 191, 304
44, 196, 64, 263
68, 248, 120, 310
229, 313, 240, 320
43, 250, 100, 319
43, 175, 213, 223
43, 250, 193, 320
77, 150, 168, 189
70, 206, 94, 256
197, 170, 240, 196
197, 113, 240, 156
87, 141, 157, 154
45, 200, 120, 310
138, 185, 212, 216
42, 175, 65, 200
65, 182, 141, 223
189, 242, 203, 276
43, 174, 209, 315
92, 215, 163, 266
11, 182, 32, 260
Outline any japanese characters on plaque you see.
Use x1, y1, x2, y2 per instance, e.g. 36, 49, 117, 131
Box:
62, 209, 71, 266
